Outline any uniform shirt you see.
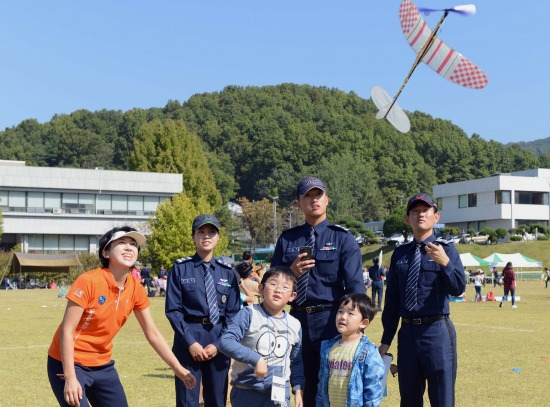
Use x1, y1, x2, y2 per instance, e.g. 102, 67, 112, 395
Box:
48, 268, 150, 367
368, 265, 384, 282
381, 236, 466, 346
165, 252, 240, 348
271, 219, 364, 305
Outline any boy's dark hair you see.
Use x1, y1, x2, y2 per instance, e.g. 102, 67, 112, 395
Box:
98, 226, 141, 268
261, 266, 297, 291
242, 251, 253, 261
235, 261, 253, 279
339, 293, 377, 322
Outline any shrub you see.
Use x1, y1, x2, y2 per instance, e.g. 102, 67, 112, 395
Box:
510, 235, 522, 241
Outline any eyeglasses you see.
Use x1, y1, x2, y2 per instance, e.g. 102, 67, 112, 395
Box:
264, 282, 293, 293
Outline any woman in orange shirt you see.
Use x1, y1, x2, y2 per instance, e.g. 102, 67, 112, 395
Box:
47, 226, 196, 407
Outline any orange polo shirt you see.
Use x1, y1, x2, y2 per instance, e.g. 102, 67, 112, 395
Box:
48, 268, 150, 367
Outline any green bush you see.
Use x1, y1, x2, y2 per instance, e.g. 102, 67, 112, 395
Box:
510, 235, 522, 241
538, 235, 549, 241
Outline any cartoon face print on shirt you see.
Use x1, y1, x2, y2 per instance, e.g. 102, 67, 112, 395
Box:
256, 323, 290, 361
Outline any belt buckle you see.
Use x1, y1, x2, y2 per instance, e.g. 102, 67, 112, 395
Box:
412, 318, 422, 325
305, 306, 315, 313
202, 318, 211, 324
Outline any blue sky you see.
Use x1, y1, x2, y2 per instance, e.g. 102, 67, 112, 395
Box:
1, 0, 547, 144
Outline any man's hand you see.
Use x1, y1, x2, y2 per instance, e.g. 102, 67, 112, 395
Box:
290, 252, 315, 278
378, 343, 390, 357
426, 242, 449, 267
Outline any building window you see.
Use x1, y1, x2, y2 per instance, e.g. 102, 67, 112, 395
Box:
0, 190, 7, 207
459, 194, 477, 208
79, 194, 95, 213
62, 193, 79, 212
515, 191, 548, 205
128, 196, 144, 214
112, 195, 128, 214
144, 196, 161, 214
495, 190, 511, 204
45, 192, 61, 212
28, 192, 44, 209
8, 191, 26, 211
459, 195, 467, 208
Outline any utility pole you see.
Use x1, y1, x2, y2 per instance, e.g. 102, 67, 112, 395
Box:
272, 196, 279, 245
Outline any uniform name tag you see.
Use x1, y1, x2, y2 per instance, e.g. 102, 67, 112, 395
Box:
181, 278, 195, 283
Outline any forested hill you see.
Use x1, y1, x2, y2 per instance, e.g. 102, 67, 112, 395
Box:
1, 83, 548, 221
512, 138, 550, 156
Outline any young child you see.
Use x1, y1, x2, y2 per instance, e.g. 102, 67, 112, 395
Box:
219, 266, 305, 407
316, 293, 385, 407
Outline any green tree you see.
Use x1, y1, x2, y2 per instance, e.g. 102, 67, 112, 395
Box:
238, 197, 274, 249
142, 193, 228, 268
383, 206, 411, 239
129, 119, 222, 209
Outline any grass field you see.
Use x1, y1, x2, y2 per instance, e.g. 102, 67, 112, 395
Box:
1, 240, 549, 406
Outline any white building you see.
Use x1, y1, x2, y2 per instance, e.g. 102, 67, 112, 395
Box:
433, 169, 550, 232
0, 160, 182, 254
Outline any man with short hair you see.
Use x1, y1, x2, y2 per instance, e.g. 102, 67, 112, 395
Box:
271, 176, 363, 407
379, 193, 466, 407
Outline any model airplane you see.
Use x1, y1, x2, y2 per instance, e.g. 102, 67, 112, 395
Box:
371, 0, 488, 133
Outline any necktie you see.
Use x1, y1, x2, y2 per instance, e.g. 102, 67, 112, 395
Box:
405, 243, 422, 311
295, 227, 315, 305
203, 262, 220, 324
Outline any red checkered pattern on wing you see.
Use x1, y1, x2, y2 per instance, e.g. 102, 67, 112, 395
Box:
449, 58, 488, 89
399, 0, 419, 35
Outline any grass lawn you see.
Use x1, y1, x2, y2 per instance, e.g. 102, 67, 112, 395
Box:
1, 240, 549, 406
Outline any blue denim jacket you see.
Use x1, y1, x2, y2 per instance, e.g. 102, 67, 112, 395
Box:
316, 334, 385, 407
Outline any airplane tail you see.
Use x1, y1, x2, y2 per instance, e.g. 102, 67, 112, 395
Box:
371, 86, 411, 133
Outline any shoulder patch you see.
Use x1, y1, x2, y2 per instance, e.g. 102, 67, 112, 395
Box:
175, 256, 192, 264
328, 224, 350, 232
434, 238, 452, 246
215, 258, 233, 269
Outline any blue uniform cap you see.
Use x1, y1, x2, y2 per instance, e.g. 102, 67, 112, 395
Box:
192, 214, 220, 231
297, 176, 327, 197
406, 193, 438, 214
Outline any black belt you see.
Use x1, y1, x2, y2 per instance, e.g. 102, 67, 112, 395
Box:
402, 315, 447, 325
184, 316, 224, 325
291, 304, 336, 314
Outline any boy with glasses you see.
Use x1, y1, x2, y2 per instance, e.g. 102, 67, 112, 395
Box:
220, 266, 305, 407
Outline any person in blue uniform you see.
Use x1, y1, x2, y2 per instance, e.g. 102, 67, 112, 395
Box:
165, 214, 240, 407
271, 176, 364, 407
379, 194, 466, 407
368, 257, 385, 311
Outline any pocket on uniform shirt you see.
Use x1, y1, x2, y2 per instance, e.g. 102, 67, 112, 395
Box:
180, 280, 197, 293
421, 261, 439, 285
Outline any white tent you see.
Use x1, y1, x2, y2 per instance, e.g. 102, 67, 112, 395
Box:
460, 253, 491, 267
483, 253, 542, 268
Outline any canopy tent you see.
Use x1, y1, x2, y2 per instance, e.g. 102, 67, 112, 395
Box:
11, 252, 82, 274
460, 253, 491, 267
482, 253, 542, 268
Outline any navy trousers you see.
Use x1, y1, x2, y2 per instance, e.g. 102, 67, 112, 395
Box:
397, 317, 457, 407
173, 323, 230, 407
48, 356, 128, 407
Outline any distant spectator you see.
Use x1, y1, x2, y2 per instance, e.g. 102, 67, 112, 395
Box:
499, 262, 517, 308
545, 268, 550, 288
158, 264, 168, 279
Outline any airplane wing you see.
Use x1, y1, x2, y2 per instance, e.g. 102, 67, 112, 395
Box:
399, 0, 488, 89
